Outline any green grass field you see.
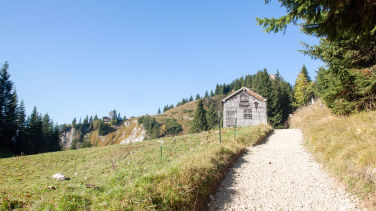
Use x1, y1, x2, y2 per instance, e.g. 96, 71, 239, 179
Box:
0, 125, 271, 210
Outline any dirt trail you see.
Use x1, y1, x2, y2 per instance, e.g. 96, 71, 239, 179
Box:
209, 129, 362, 210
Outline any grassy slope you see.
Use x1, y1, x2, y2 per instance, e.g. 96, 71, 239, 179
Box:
155, 95, 224, 135
289, 101, 376, 207
0, 124, 271, 210
87, 95, 225, 146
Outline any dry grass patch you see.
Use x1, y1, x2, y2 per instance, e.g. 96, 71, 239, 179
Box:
289, 101, 376, 208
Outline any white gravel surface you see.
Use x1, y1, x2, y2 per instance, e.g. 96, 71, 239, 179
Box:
209, 129, 362, 211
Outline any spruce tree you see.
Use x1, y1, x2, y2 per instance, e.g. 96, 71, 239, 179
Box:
27, 107, 43, 154
293, 65, 314, 107
210, 90, 214, 97
157, 108, 161, 114
42, 113, 54, 152
189, 96, 193, 101
268, 78, 283, 128
51, 124, 61, 151
215, 84, 220, 95
72, 118, 77, 129
0, 62, 18, 150
205, 91, 209, 98
191, 100, 208, 133
14, 100, 27, 154
233, 80, 241, 91
195, 94, 200, 100
206, 103, 218, 130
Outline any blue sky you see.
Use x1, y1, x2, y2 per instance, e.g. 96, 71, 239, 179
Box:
0, 0, 324, 124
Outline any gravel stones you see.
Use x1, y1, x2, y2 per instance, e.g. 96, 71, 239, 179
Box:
209, 129, 362, 211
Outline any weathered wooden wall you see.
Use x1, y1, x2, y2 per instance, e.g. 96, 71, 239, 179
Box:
223, 91, 267, 128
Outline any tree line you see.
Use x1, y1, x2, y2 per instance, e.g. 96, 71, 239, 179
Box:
0, 62, 61, 156
158, 68, 294, 129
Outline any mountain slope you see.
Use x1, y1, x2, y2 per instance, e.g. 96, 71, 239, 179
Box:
73, 95, 225, 147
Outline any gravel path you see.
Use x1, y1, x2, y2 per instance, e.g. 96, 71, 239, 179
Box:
209, 129, 362, 211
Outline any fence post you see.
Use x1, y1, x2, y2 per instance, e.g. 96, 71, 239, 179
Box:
234, 117, 237, 139
157, 140, 164, 158
218, 110, 221, 143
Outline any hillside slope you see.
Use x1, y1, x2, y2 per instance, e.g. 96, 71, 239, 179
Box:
0, 124, 271, 210
62, 95, 225, 148
289, 101, 376, 208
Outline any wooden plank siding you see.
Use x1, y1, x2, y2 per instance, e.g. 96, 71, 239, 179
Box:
222, 87, 267, 128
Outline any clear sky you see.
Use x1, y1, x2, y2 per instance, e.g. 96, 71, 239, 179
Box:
0, 0, 324, 124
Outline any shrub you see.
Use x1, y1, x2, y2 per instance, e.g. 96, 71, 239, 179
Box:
164, 118, 182, 135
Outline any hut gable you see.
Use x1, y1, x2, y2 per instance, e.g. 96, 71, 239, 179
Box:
222, 87, 267, 128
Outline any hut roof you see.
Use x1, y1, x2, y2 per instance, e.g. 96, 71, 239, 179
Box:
221, 87, 267, 103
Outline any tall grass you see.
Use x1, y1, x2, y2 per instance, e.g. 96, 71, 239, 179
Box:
0, 124, 271, 210
289, 101, 376, 208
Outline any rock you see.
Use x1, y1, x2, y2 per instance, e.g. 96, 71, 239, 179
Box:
52, 173, 66, 181
209, 194, 215, 201
48, 186, 56, 189
84, 177, 88, 180
74, 172, 78, 176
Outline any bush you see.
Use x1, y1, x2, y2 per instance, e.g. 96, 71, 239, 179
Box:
164, 119, 182, 135
138, 115, 161, 139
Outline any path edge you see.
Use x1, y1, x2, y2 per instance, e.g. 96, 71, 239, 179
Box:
196, 129, 274, 211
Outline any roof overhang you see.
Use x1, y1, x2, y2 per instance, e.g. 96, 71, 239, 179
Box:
221, 87, 267, 103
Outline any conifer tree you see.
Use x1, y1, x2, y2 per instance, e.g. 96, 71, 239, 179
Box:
27, 107, 43, 154
205, 91, 209, 98
210, 90, 214, 97
14, 100, 27, 153
195, 94, 200, 100
0, 62, 18, 150
268, 78, 283, 128
233, 80, 241, 91
206, 103, 218, 130
189, 96, 193, 101
157, 108, 161, 114
191, 100, 208, 133
72, 118, 77, 129
215, 84, 220, 95
293, 65, 314, 107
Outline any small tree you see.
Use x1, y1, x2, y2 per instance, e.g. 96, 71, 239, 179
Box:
204, 91, 209, 98
164, 118, 182, 135
293, 65, 314, 107
206, 103, 219, 130
191, 100, 208, 133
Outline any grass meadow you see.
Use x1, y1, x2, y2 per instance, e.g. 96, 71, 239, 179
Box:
0, 124, 271, 210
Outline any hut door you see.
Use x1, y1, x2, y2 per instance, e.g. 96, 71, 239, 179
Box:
226, 108, 237, 127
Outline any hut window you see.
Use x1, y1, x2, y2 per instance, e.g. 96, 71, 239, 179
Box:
239, 92, 250, 107
240, 92, 249, 102
226, 108, 236, 126
244, 109, 252, 119
254, 102, 259, 109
